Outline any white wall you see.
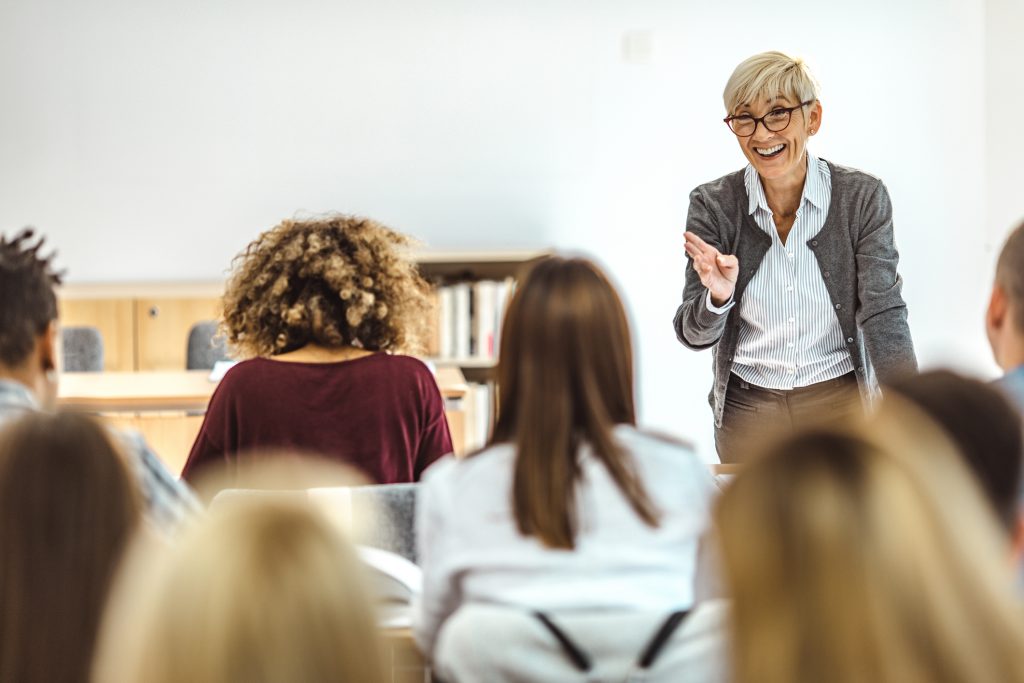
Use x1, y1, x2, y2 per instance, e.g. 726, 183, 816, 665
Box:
0, 0, 998, 459
986, 0, 1024, 260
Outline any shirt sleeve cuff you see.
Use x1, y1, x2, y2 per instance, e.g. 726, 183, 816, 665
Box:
705, 290, 735, 315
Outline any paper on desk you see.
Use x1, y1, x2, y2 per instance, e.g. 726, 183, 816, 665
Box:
208, 360, 239, 382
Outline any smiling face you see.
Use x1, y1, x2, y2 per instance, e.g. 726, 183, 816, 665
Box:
733, 95, 822, 187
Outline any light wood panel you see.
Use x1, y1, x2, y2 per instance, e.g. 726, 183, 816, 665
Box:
58, 371, 216, 411
135, 297, 221, 371
60, 368, 468, 412
58, 299, 135, 372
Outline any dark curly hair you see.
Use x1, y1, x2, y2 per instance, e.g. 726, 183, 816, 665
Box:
0, 229, 63, 367
222, 215, 431, 358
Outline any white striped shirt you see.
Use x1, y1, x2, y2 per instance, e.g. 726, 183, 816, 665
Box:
706, 152, 853, 389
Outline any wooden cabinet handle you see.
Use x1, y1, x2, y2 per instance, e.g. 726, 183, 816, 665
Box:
148, 306, 160, 318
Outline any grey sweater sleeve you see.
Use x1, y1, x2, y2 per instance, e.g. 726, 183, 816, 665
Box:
673, 188, 732, 350
854, 179, 918, 380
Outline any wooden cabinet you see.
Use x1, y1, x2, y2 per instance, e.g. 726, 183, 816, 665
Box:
135, 298, 221, 370
58, 283, 222, 371
59, 298, 136, 372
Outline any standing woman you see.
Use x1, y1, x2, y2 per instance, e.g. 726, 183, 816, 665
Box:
673, 51, 916, 462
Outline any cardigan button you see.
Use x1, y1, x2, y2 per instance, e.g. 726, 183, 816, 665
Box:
811, 240, 819, 247
846, 337, 854, 343
823, 271, 830, 277
856, 366, 865, 374
835, 303, 842, 310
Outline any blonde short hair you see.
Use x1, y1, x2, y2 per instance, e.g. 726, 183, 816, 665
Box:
723, 51, 820, 115
95, 499, 387, 683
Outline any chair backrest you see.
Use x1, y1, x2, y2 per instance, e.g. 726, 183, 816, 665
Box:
186, 320, 230, 370
432, 601, 730, 683
211, 483, 419, 563
61, 326, 104, 372
351, 483, 418, 563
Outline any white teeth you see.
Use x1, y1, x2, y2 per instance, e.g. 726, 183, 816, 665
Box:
756, 144, 785, 156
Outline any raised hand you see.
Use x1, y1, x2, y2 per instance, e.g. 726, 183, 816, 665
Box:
684, 232, 739, 307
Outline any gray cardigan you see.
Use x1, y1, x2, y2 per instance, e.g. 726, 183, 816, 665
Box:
673, 160, 917, 427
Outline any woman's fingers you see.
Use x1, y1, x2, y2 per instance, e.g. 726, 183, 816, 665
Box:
684, 231, 708, 249
717, 254, 739, 272
685, 232, 725, 261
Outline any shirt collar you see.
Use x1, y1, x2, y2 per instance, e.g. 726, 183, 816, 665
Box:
744, 151, 825, 216
744, 164, 767, 216
803, 151, 826, 210
0, 379, 39, 411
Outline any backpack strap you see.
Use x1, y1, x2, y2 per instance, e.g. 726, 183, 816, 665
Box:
636, 609, 691, 669
533, 611, 593, 673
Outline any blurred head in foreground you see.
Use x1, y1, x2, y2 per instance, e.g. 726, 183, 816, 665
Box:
0, 411, 140, 683
95, 498, 386, 683
885, 370, 1024, 545
714, 403, 1024, 683
988, 220, 1024, 375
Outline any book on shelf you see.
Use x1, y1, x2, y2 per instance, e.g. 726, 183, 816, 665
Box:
471, 382, 493, 450
452, 282, 471, 359
431, 277, 514, 363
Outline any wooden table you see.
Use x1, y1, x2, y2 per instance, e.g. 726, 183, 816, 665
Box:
381, 627, 429, 682
57, 367, 469, 475
58, 370, 217, 412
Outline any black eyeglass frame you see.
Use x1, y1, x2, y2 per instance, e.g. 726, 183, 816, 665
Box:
723, 100, 814, 137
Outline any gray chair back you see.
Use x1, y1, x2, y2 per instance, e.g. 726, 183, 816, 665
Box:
351, 483, 418, 563
186, 320, 230, 370
62, 326, 104, 372
210, 483, 419, 563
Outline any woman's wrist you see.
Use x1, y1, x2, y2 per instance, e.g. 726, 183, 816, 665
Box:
710, 289, 734, 307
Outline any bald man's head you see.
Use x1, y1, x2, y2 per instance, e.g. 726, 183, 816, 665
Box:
997, 222, 1024, 333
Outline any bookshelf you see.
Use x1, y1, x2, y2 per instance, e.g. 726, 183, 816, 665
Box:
415, 249, 550, 381
414, 248, 551, 454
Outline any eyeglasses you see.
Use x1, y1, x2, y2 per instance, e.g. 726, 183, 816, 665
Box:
723, 100, 813, 137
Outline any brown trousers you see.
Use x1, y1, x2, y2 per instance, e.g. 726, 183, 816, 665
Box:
714, 372, 861, 464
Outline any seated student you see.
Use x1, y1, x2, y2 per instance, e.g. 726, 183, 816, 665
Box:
885, 370, 1024, 546
0, 411, 141, 683
94, 497, 387, 683
987, 219, 1024, 409
0, 229, 198, 528
183, 215, 452, 488
714, 414, 1024, 683
414, 257, 720, 672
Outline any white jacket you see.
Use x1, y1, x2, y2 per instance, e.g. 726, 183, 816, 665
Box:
413, 425, 718, 657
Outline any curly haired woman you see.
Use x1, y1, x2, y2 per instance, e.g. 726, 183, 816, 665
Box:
182, 215, 453, 487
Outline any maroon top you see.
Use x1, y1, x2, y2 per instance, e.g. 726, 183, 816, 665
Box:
183, 354, 453, 485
